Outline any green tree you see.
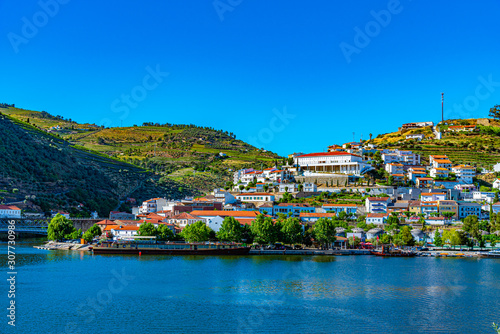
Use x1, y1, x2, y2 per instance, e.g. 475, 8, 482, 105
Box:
250, 214, 278, 244
47, 214, 77, 241
488, 104, 500, 120
217, 216, 243, 242
138, 222, 158, 237
181, 221, 212, 242
157, 224, 175, 241
281, 217, 303, 245
83, 224, 102, 242
399, 226, 415, 246
314, 218, 336, 248
433, 230, 443, 247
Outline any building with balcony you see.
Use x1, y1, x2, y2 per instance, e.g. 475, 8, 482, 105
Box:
293, 152, 369, 176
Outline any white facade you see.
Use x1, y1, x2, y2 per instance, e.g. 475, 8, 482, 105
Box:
406, 134, 425, 141
365, 197, 391, 213
452, 165, 476, 184
365, 213, 388, 225
382, 150, 420, 165
385, 163, 404, 175
236, 193, 275, 202
421, 193, 446, 202
430, 168, 449, 178
140, 198, 168, 214
303, 182, 317, 192
493, 179, 500, 190
0, 205, 21, 218
294, 152, 368, 176
279, 183, 298, 193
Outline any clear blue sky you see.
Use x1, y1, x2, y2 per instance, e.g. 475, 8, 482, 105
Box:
1, 0, 499, 156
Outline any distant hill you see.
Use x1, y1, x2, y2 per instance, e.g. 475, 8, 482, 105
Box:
369, 118, 500, 167
0, 105, 282, 215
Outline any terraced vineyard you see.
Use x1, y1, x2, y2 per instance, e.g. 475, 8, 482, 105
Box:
1, 106, 281, 197
371, 118, 500, 168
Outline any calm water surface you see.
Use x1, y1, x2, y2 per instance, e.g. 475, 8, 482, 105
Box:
1, 241, 500, 334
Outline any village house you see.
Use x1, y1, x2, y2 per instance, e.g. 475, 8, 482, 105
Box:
493, 179, 500, 189
421, 193, 447, 202
322, 203, 358, 215
365, 213, 389, 225
421, 201, 439, 216
437, 200, 458, 217
273, 203, 315, 217
451, 165, 476, 184
416, 177, 433, 188
299, 212, 336, 223
166, 212, 204, 228
430, 167, 450, 179
236, 193, 275, 202
385, 163, 404, 175
447, 125, 476, 132
406, 134, 425, 141
139, 198, 168, 214
365, 197, 391, 213
111, 225, 140, 239
457, 202, 482, 219
432, 158, 452, 170
293, 152, 369, 176
0, 205, 21, 218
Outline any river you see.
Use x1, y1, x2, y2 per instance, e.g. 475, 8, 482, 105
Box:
1, 240, 500, 333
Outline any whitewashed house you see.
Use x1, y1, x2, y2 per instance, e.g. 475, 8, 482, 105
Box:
0, 205, 21, 218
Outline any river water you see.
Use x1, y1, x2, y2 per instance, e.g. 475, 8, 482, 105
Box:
1, 241, 500, 333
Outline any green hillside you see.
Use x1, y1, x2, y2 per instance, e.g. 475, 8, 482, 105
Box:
370, 118, 500, 168
0, 105, 282, 214
0, 109, 206, 216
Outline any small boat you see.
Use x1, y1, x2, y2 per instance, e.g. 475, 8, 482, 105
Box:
370, 245, 416, 257
90, 239, 251, 256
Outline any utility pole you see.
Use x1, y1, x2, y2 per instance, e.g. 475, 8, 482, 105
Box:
352, 132, 355, 143
441, 92, 444, 123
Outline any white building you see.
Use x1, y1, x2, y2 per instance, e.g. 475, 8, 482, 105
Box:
493, 179, 500, 190
381, 149, 420, 165
365, 197, 391, 213
432, 158, 452, 170
111, 225, 140, 239
365, 213, 389, 225
213, 189, 236, 204
385, 163, 404, 175
279, 183, 298, 193
430, 168, 450, 179
166, 212, 204, 228
294, 152, 369, 175
140, 198, 168, 214
236, 193, 275, 202
451, 165, 476, 184
303, 182, 317, 192
406, 134, 425, 141
0, 205, 21, 218
421, 193, 447, 202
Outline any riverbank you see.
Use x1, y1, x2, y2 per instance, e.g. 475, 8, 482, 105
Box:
34, 241, 92, 251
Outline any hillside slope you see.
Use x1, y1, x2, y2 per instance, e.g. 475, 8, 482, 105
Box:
2, 106, 281, 192
370, 118, 500, 167
0, 111, 199, 216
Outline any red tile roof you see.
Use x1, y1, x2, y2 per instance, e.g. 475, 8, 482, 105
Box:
299, 213, 336, 218
296, 152, 361, 158
190, 210, 261, 218
0, 205, 20, 210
